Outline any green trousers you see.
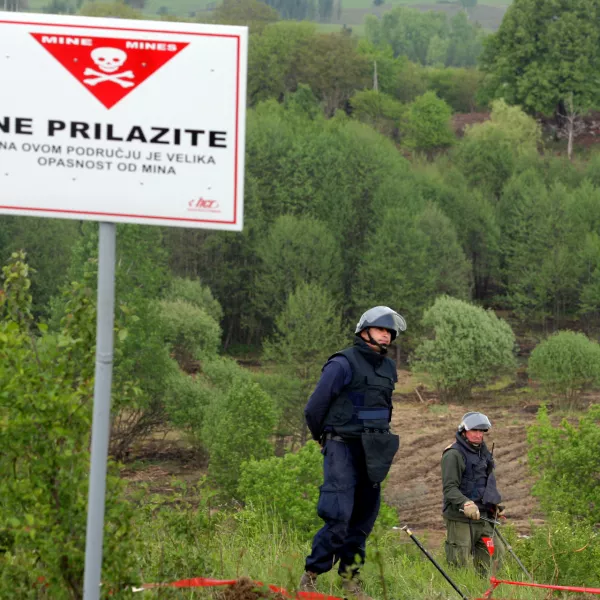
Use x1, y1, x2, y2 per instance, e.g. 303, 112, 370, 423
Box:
444, 518, 505, 575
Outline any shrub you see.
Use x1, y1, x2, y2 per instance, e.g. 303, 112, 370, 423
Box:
453, 99, 540, 199
424, 67, 484, 113
238, 442, 399, 541
528, 404, 600, 525
0, 253, 137, 597
403, 91, 455, 154
164, 368, 214, 442
413, 296, 516, 400
237, 441, 323, 536
516, 512, 600, 586
159, 299, 222, 366
164, 356, 250, 451
203, 381, 277, 497
349, 90, 405, 139
166, 276, 223, 323
528, 331, 600, 402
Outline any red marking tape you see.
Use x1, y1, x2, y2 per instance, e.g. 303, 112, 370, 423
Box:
474, 576, 600, 599
132, 576, 342, 599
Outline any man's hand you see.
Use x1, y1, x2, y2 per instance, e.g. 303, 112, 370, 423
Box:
463, 501, 480, 520
496, 505, 506, 519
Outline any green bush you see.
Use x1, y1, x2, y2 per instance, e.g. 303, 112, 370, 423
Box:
164, 368, 214, 442
237, 441, 323, 537
201, 354, 251, 392
0, 253, 137, 598
238, 442, 399, 541
424, 67, 484, 113
159, 299, 222, 365
250, 370, 305, 440
349, 90, 405, 139
166, 276, 223, 323
413, 296, 516, 400
453, 99, 540, 199
516, 512, 600, 586
403, 91, 455, 154
203, 381, 278, 497
528, 404, 600, 525
528, 331, 600, 402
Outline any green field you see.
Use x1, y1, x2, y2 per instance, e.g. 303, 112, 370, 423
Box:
23, 0, 512, 25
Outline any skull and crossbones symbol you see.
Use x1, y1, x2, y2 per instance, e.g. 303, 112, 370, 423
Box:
83, 47, 135, 88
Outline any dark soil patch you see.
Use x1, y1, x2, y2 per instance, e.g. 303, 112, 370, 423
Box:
452, 112, 491, 136
214, 578, 287, 600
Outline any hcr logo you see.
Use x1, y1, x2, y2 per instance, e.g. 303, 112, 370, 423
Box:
188, 197, 220, 211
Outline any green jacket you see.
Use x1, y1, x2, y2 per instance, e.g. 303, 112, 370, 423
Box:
441, 447, 471, 522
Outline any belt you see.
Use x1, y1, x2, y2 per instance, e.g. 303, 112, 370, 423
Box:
324, 433, 345, 442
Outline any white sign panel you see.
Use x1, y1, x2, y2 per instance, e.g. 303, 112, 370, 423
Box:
0, 13, 247, 230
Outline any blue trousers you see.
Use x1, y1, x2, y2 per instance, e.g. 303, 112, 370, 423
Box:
305, 438, 381, 577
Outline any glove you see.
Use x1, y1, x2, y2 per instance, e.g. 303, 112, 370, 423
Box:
463, 501, 480, 520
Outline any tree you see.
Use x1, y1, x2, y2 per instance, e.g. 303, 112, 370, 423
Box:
0, 216, 80, 318
349, 89, 405, 139
480, 0, 600, 159
528, 331, 600, 403
353, 204, 471, 339
413, 296, 516, 401
458, 0, 476, 10
254, 214, 343, 331
51, 223, 175, 459
364, 6, 484, 67
403, 92, 455, 155
367, 7, 448, 64
79, 0, 143, 17
262, 282, 346, 442
247, 21, 317, 105
211, 0, 279, 33
425, 67, 484, 112
301, 33, 370, 117
446, 11, 483, 67
453, 99, 540, 199
497, 171, 583, 326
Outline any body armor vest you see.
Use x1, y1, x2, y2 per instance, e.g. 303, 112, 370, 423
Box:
445, 433, 501, 512
322, 341, 395, 439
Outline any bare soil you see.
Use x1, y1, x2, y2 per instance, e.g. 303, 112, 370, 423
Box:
385, 373, 545, 546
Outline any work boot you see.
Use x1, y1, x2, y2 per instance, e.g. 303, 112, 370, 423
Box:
341, 577, 372, 600
299, 571, 318, 593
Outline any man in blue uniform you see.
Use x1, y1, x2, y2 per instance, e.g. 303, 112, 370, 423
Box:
299, 306, 406, 599
441, 412, 505, 575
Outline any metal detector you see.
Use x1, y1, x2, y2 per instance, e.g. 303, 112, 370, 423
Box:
399, 526, 470, 600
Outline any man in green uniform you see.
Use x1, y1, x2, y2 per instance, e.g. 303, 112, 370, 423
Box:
441, 412, 505, 575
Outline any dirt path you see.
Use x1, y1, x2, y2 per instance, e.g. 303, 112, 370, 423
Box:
384, 377, 545, 546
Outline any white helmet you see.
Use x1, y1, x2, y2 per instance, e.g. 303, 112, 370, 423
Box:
355, 306, 407, 341
458, 412, 492, 432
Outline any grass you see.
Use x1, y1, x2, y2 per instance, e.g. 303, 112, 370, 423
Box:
315, 22, 365, 35
134, 504, 545, 600
472, 374, 516, 393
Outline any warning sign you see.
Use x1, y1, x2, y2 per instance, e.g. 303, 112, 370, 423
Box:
0, 13, 247, 231
31, 34, 189, 109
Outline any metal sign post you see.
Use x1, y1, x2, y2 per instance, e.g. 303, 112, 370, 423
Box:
0, 12, 247, 597
83, 222, 116, 600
